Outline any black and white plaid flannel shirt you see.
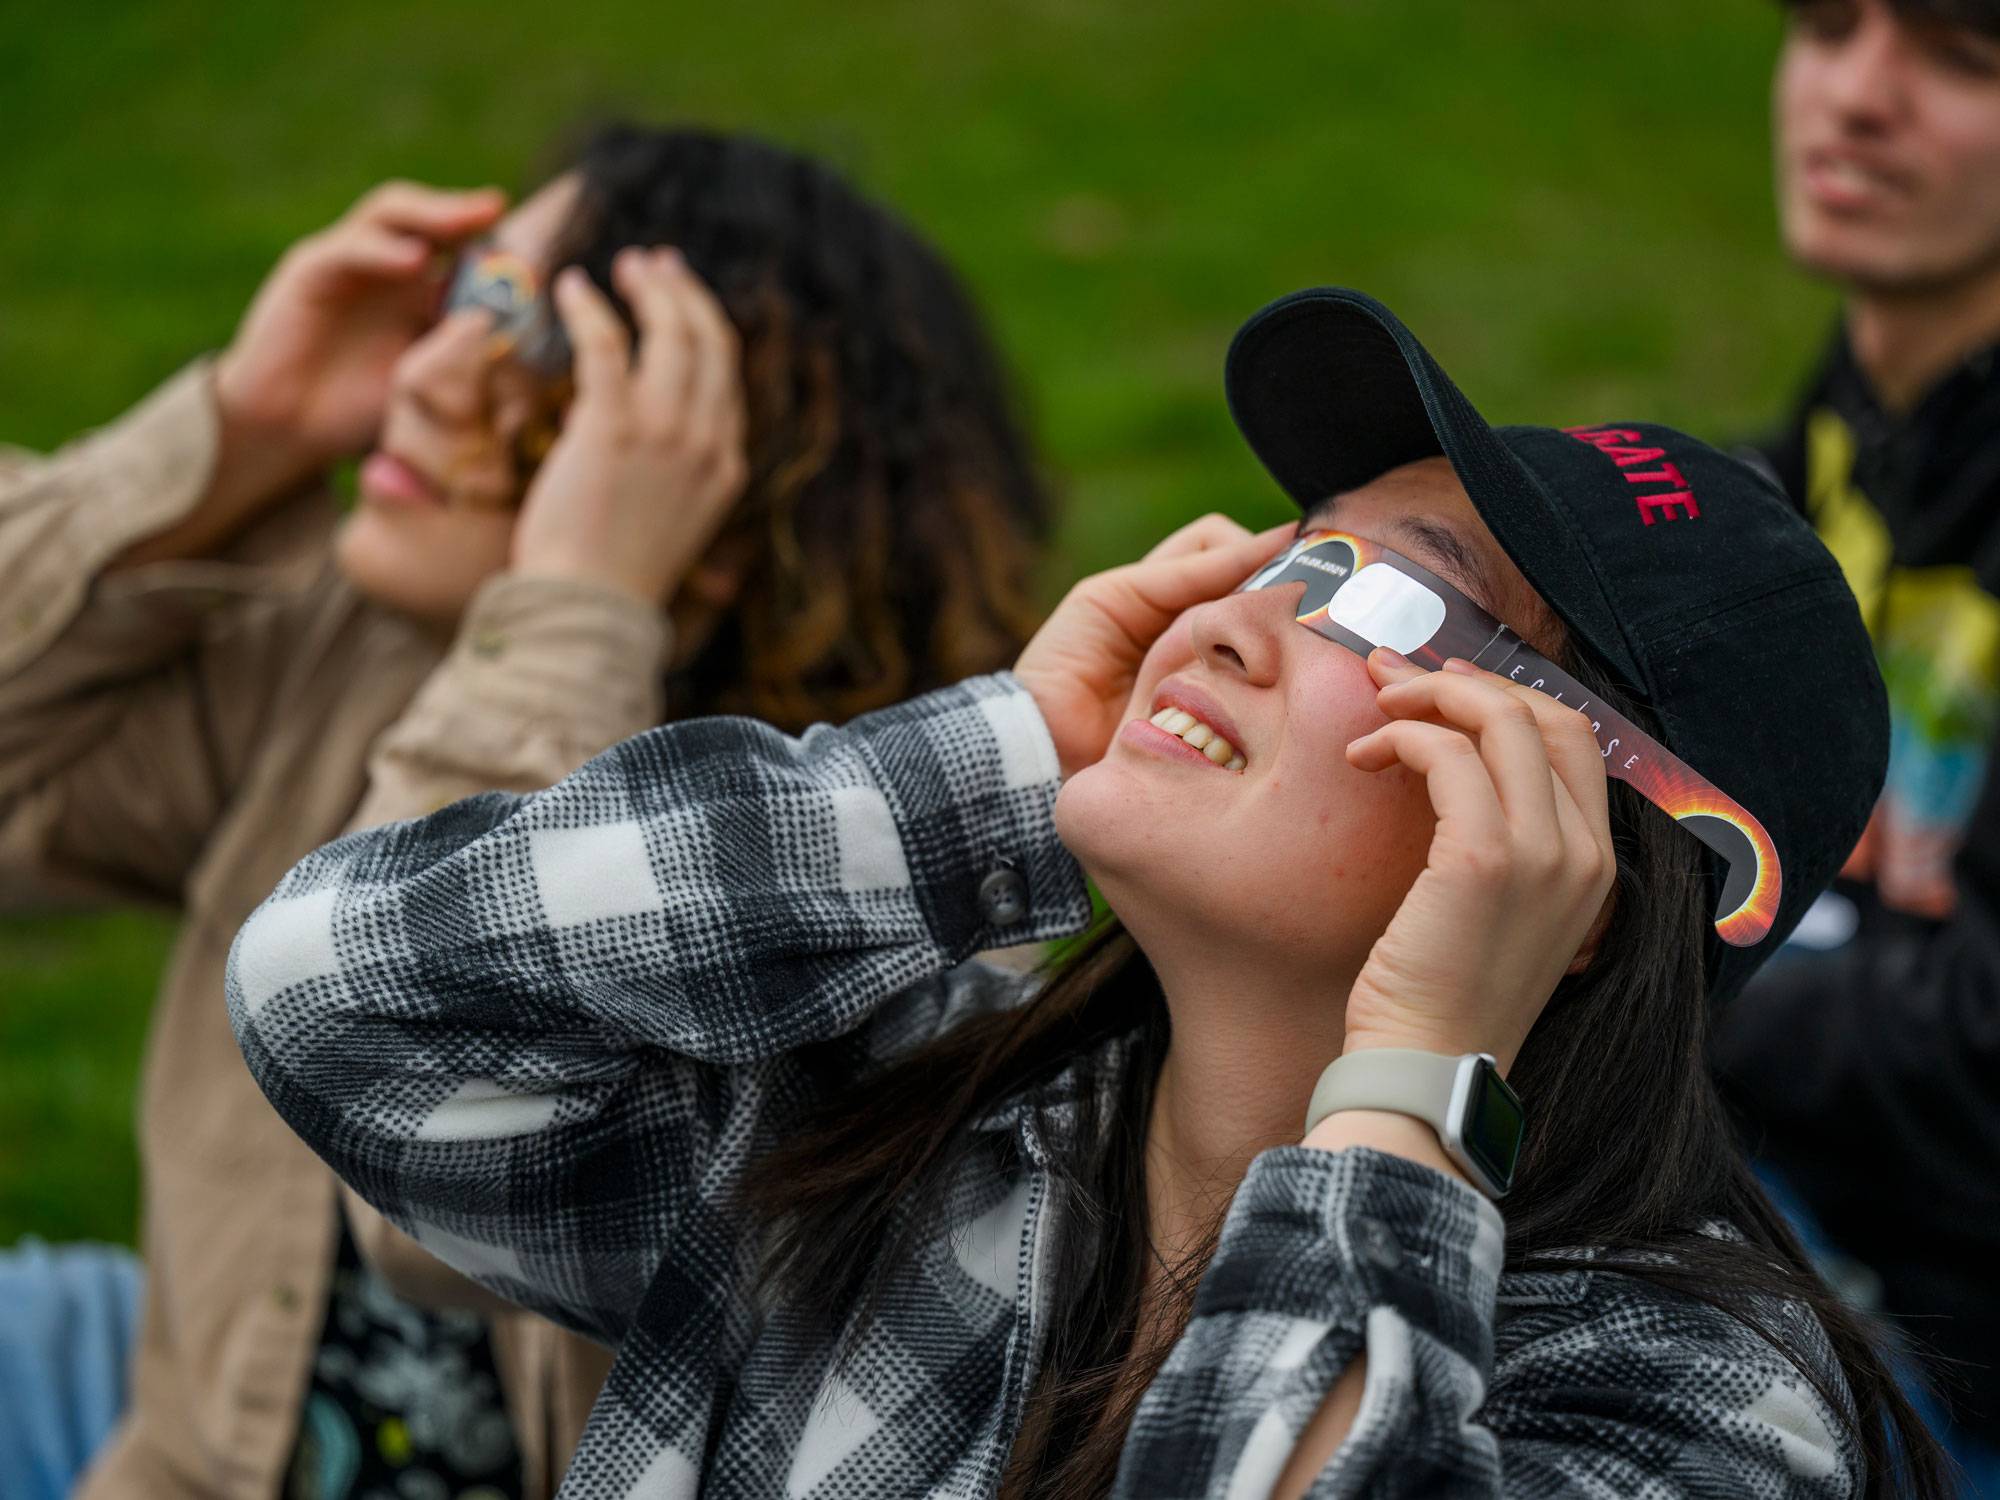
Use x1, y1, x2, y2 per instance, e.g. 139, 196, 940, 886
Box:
228, 673, 1861, 1497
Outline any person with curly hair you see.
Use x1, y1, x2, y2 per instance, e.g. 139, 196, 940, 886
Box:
0, 121, 1051, 1500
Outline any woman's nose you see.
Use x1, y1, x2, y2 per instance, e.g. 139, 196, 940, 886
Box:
1188, 586, 1294, 686
390, 308, 497, 426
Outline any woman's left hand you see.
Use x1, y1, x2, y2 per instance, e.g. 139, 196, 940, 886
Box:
511, 247, 749, 607
1339, 650, 1617, 1077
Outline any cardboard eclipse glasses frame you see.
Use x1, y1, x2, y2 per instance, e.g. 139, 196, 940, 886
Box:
443, 245, 572, 378
1240, 529, 1781, 947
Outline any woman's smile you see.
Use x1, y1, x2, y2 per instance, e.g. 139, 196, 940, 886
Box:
1121, 714, 1247, 771
1121, 674, 1251, 771
1120, 680, 1240, 776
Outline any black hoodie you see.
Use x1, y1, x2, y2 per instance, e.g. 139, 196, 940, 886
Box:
1718, 328, 2000, 1441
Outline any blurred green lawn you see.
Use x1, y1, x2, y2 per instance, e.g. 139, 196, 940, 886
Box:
0, 0, 1835, 1245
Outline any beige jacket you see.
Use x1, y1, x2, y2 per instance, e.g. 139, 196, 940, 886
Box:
0, 364, 671, 1499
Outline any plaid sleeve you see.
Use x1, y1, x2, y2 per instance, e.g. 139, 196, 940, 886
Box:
226, 672, 1091, 1340
1114, 1148, 1860, 1498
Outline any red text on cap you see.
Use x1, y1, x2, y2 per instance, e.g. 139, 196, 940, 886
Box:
1566, 427, 1702, 526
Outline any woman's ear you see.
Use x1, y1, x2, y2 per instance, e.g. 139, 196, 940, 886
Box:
1565, 883, 1618, 977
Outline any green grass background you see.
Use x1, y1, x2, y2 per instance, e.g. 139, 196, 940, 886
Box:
0, 0, 1836, 1245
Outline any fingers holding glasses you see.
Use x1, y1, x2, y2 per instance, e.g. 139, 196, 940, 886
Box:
552, 265, 633, 399
213, 180, 509, 497
516, 249, 750, 606
1341, 650, 1618, 1075
614, 248, 746, 453
616, 248, 693, 404
1429, 656, 1614, 866
349, 180, 508, 246
1349, 649, 1614, 910
300, 182, 506, 296
665, 256, 747, 452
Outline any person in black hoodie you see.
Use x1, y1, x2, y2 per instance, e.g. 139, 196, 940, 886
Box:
1715, 0, 2000, 1472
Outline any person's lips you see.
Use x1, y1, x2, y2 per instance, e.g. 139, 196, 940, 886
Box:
1119, 677, 1249, 772
1798, 146, 1916, 213
358, 450, 445, 509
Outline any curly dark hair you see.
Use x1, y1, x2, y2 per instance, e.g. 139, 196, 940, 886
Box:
542, 122, 1054, 731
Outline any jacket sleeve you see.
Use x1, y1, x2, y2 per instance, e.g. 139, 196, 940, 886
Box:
1114, 1148, 1859, 1498
227, 673, 1093, 1343
0, 362, 325, 905
333, 567, 675, 1313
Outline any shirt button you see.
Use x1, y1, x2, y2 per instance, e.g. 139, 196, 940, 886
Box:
977, 865, 1028, 927
1354, 1215, 1403, 1271
469, 629, 506, 659
271, 1282, 300, 1311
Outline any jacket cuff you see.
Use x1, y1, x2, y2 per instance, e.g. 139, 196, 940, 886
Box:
419, 571, 673, 748
1, 361, 221, 668
847, 672, 1094, 956
351, 574, 671, 830
1202, 1146, 1504, 1369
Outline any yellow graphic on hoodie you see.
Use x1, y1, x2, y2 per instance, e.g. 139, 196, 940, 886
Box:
1807, 410, 2000, 917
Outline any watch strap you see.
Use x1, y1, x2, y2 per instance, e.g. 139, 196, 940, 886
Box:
1304, 1047, 1519, 1198
1304, 1048, 1465, 1137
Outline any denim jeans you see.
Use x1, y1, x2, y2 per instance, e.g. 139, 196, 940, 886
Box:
0, 1238, 142, 1500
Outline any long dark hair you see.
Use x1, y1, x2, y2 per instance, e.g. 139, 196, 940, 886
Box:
548, 122, 1052, 731
744, 646, 1952, 1498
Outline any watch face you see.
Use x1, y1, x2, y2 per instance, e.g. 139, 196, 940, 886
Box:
1461, 1057, 1525, 1194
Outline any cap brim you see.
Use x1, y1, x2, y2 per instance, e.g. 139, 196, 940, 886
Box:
1223, 287, 1641, 690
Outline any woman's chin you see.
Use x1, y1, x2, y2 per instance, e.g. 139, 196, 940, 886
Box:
1055, 759, 1233, 915
1051, 758, 1138, 867
333, 504, 512, 627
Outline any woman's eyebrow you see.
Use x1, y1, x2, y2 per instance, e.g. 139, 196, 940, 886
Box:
1304, 495, 1504, 611
1379, 516, 1500, 608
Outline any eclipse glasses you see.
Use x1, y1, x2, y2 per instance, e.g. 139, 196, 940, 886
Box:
443, 245, 571, 378
1240, 529, 1780, 947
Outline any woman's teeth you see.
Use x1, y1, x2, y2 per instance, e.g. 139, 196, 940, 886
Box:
1149, 708, 1246, 771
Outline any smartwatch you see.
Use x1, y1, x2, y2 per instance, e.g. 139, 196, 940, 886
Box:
1303, 1049, 1525, 1199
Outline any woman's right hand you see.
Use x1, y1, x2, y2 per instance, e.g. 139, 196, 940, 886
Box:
213, 180, 506, 490
508, 248, 750, 607
1014, 515, 1293, 778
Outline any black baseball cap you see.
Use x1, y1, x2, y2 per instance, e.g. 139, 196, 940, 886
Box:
1223, 286, 1887, 1003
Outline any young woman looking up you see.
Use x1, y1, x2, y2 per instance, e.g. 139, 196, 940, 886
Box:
227, 288, 1947, 1498
0, 123, 1048, 1500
